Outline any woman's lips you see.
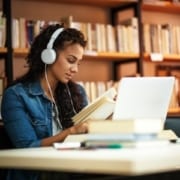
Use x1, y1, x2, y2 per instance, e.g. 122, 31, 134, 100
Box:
66, 74, 72, 80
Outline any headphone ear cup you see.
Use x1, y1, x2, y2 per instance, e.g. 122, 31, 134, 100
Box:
41, 49, 56, 64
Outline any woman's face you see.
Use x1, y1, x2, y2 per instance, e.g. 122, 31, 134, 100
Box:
49, 43, 84, 84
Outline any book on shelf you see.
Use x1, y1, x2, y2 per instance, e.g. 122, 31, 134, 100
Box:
78, 80, 116, 102
60, 15, 141, 54
143, 0, 172, 5
118, 17, 139, 54
143, 22, 180, 55
0, 11, 6, 48
143, 23, 151, 53
173, 0, 180, 4
72, 87, 117, 125
106, 24, 116, 52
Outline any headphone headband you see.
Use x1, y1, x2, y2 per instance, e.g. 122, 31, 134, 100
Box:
47, 28, 64, 49
41, 27, 64, 64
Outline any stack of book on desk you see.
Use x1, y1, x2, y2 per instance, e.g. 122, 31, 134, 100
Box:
79, 119, 171, 149
80, 134, 170, 149
54, 119, 177, 150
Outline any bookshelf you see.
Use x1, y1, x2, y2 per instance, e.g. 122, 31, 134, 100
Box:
1, 0, 180, 115
142, 1, 180, 116
142, 2, 180, 63
1, 0, 143, 85
142, 2, 180, 14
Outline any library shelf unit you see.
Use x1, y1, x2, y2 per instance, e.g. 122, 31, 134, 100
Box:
14, 49, 140, 60
0, 48, 6, 54
143, 53, 180, 62
141, 2, 180, 116
1, 0, 143, 84
142, 2, 180, 62
142, 2, 180, 14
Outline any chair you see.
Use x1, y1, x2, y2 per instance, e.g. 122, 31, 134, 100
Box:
164, 117, 180, 137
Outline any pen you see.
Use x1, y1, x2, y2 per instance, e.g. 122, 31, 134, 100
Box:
81, 142, 123, 149
106, 144, 123, 149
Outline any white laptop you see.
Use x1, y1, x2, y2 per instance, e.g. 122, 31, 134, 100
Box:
112, 76, 175, 123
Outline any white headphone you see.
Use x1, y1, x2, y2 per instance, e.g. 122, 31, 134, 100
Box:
41, 28, 64, 64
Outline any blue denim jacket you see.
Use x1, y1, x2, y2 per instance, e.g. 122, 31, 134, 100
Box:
1, 81, 88, 148
1, 81, 88, 180
2, 82, 50, 148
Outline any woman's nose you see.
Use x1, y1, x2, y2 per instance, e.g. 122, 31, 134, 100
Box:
70, 64, 78, 73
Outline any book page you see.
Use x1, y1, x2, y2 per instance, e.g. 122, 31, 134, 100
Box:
72, 87, 117, 125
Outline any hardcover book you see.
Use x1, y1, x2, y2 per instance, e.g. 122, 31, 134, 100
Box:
87, 119, 163, 134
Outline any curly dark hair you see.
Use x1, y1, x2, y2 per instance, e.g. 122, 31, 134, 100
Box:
26, 23, 87, 82
12, 24, 87, 128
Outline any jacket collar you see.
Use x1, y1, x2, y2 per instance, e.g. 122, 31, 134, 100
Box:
28, 81, 44, 96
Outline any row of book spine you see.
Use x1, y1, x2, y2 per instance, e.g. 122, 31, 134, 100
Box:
143, 23, 180, 55
12, 18, 60, 49
77, 80, 118, 103
11, 16, 140, 54
65, 16, 139, 54
0, 11, 6, 48
4, 16, 180, 58
77, 78, 180, 111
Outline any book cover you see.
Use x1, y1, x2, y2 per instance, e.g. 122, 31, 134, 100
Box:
87, 119, 163, 134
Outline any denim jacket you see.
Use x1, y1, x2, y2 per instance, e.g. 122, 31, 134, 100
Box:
1, 81, 88, 148
1, 81, 88, 180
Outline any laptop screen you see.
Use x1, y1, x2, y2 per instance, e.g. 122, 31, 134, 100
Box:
112, 76, 175, 122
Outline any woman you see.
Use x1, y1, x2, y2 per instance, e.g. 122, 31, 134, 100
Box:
1, 24, 89, 179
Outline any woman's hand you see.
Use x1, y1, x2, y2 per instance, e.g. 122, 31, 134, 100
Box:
69, 121, 88, 134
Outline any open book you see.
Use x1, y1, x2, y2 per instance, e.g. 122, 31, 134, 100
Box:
72, 87, 117, 125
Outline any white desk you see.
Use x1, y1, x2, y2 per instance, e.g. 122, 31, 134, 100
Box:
0, 144, 180, 176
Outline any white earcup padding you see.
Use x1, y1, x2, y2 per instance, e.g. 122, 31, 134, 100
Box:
41, 49, 56, 64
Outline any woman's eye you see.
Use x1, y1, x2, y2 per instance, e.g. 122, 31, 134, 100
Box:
67, 58, 75, 64
67, 56, 81, 65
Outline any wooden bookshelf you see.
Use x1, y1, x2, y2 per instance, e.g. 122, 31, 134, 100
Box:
69, 52, 140, 63
168, 108, 180, 117
13, 48, 29, 57
0, 48, 7, 54
97, 52, 139, 59
142, 2, 180, 116
25, 0, 138, 7
144, 53, 180, 62
2, 0, 143, 83
13, 49, 140, 61
142, 4, 180, 62
142, 3, 180, 14
142, 3, 180, 62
